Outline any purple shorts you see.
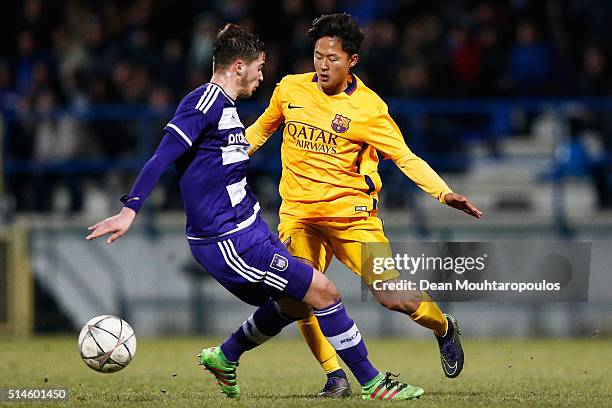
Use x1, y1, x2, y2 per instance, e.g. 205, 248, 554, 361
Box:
189, 217, 314, 306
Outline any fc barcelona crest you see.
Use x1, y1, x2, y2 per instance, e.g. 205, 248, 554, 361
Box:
331, 114, 351, 133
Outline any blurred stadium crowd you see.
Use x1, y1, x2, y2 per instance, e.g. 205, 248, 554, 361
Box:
1, 0, 612, 214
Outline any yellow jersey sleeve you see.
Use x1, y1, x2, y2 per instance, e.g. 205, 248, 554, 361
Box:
359, 102, 453, 203
246, 81, 284, 154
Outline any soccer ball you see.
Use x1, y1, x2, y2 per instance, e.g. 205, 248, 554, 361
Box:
78, 315, 137, 373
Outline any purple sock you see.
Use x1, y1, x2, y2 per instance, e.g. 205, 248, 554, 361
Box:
314, 300, 379, 385
221, 299, 294, 362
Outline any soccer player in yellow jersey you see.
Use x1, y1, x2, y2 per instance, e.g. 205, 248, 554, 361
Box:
247, 13, 482, 397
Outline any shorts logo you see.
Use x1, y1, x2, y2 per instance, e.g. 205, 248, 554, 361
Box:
270, 254, 289, 272
331, 114, 351, 133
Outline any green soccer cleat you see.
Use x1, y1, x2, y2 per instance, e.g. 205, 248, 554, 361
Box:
197, 346, 240, 398
361, 372, 424, 401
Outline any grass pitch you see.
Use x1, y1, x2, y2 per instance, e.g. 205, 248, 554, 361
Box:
1, 336, 610, 407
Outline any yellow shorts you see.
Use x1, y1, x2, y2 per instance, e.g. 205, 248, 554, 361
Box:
278, 216, 400, 285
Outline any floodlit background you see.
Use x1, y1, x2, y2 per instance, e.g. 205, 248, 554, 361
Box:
1, 0, 612, 338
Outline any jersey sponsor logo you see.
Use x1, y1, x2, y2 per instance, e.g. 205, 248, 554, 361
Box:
218, 107, 244, 130
285, 121, 338, 154
228, 131, 246, 145
270, 254, 289, 272
331, 114, 351, 133
355, 206, 368, 212
288, 103, 303, 109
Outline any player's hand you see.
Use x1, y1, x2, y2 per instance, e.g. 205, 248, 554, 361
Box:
86, 207, 137, 244
444, 193, 482, 218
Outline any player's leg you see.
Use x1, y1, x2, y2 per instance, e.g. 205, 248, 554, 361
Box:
278, 218, 349, 397
190, 224, 323, 398
299, 271, 424, 400
197, 297, 297, 397
205, 267, 424, 400
211, 257, 339, 365
294, 257, 351, 398
197, 226, 424, 400
329, 217, 464, 378
368, 281, 463, 378
189, 226, 305, 398
367, 282, 446, 335
198, 228, 358, 396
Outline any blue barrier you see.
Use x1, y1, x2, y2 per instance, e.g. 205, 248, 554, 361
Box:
4, 97, 612, 174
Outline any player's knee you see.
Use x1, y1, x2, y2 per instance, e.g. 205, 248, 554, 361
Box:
311, 273, 340, 308
320, 278, 340, 303
277, 298, 312, 320
304, 270, 340, 309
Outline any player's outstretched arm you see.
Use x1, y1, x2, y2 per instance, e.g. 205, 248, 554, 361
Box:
86, 207, 136, 244
443, 192, 483, 218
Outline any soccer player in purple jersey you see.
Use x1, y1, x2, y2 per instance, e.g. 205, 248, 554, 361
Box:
86, 24, 424, 400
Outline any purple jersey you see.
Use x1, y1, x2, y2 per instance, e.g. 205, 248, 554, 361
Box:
163, 83, 259, 241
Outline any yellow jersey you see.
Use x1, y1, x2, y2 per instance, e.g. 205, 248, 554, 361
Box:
246, 72, 452, 219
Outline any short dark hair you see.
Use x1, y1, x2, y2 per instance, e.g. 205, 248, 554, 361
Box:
307, 13, 364, 56
212, 23, 265, 71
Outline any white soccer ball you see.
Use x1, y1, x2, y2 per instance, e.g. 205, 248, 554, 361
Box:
78, 315, 137, 373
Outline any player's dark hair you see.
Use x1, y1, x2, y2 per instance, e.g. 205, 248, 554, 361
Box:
213, 23, 265, 71
307, 13, 364, 56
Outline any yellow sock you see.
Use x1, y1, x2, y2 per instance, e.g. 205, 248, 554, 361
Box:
297, 315, 342, 374
410, 291, 448, 337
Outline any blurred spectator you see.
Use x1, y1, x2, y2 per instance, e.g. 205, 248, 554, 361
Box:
576, 46, 612, 208
577, 46, 611, 96
188, 14, 218, 83
0, 61, 18, 108
159, 39, 186, 91
51, 26, 87, 100
395, 64, 431, 98
15, 30, 39, 94
31, 90, 84, 212
1, 0, 612, 213
507, 20, 557, 96
448, 24, 483, 96
474, 26, 507, 97
20, 0, 56, 50
363, 20, 398, 96
2, 1, 609, 111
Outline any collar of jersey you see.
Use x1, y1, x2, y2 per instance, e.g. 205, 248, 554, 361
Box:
208, 82, 236, 105
311, 73, 358, 96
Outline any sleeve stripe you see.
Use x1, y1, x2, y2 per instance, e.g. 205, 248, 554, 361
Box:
194, 85, 212, 110
166, 123, 192, 147
200, 88, 220, 114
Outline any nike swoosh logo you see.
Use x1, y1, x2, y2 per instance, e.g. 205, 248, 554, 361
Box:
443, 358, 457, 370
442, 358, 458, 374
288, 103, 303, 109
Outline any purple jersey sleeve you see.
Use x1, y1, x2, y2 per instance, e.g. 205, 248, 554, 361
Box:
122, 131, 187, 213
164, 86, 215, 148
